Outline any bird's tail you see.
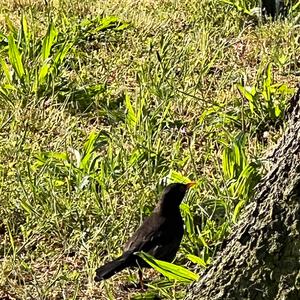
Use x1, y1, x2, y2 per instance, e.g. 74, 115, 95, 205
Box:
94, 252, 133, 282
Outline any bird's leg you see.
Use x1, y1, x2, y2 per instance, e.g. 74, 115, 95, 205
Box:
138, 269, 144, 290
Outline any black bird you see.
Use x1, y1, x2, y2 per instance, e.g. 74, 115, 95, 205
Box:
95, 182, 195, 284
262, 0, 286, 19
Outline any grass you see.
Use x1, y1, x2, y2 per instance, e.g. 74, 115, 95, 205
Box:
0, 0, 299, 299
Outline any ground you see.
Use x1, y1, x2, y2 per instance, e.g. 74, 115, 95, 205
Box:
0, 0, 299, 299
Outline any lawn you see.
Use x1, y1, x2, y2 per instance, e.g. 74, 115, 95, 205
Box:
0, 0, 299, 299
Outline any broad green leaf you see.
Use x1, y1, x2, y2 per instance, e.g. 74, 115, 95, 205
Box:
275, 105, 281, 117
138, 251, 199, 283
53, 42, 73, 66
234, 143, 241, 168
43, 151, 68, 161
80, 134, 96, 169
262, 63, 272, 102
42, 21, 58, 61
8, 34, 25, 79
222, 147, 233, 179
38, 63, 50, 82
198, 106, 220, 125
21, 14, 30, 47
0, 58, 12, 83
95, 16, 120, 31
265, 63, 272, 89
53, 180, 65, 187
125, 93, 137, 129
232, 200, 245, 223
5, 16, 17, 34
168, 170, 191, 184
115, 22, 130, 31
186, 254, 207, 267
180, 203, 195, 236
88, 155, 101, 173
83, 130, 98, 154
237, 84, 254, 102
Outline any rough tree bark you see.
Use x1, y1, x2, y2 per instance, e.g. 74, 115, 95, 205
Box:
185, 86, 300, 300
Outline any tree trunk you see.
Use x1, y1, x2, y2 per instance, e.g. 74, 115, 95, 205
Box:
185, 86, 300, 300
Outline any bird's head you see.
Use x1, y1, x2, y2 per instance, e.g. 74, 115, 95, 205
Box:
155, 182, 195, 214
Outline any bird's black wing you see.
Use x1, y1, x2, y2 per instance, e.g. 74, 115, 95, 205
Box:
124, 212, 183, 261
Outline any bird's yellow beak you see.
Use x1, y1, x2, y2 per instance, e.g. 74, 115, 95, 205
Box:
186, 182, 196, 189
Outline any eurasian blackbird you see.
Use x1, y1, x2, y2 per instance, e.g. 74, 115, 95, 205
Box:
95, 182, 195, 283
